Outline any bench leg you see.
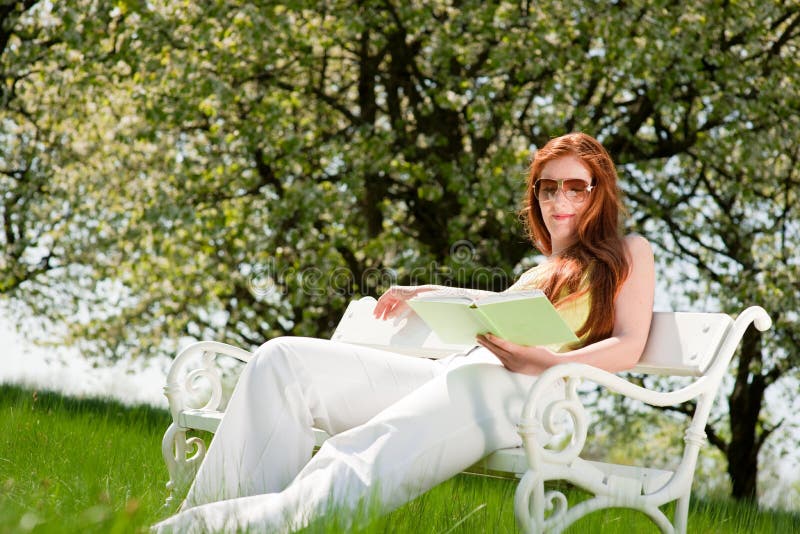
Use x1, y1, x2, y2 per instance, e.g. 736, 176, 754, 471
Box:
515, 469, 563, 533
674, 491, 690, 534
161, 423, 208, 509
515, 468, 678, 534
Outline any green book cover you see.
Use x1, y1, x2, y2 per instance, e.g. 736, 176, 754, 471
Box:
407, 290, 579, 347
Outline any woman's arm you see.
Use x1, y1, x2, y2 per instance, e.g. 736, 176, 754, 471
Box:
477, 235, 655, 375
373, 285, 497, 320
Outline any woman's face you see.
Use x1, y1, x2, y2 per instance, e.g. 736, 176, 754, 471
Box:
536, 155, 593, 253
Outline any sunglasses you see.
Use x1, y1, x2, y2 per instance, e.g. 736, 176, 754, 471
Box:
533, 178, 594, 203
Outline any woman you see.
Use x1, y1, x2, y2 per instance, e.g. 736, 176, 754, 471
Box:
153, 132, 655, 533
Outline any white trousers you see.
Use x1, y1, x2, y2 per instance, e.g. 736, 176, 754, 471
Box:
153, 337, 558, 533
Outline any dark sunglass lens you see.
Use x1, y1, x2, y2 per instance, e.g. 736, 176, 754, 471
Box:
536, 180, 558, 198
563, 179, 588, 192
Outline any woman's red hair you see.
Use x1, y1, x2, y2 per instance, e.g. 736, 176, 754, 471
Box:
522, 132, 630, 347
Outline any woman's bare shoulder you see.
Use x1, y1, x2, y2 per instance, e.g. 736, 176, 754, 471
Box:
623, 234, 654, 267
623, 234, 652, 253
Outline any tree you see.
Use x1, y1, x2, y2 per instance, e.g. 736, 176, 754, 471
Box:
1, 0, 63, 293
613, 3, 800, 500
1, 0, 149, 346
2, 0, 798, 502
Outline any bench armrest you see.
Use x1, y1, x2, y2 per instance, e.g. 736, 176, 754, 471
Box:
517, 306, 771, 469
164, 341, 253, 422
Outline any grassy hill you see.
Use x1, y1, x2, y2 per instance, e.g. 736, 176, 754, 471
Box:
1, 383, 797, 533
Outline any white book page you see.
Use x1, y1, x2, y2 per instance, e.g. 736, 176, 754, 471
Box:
475, 289, 546, 305
410, 287, 484, 304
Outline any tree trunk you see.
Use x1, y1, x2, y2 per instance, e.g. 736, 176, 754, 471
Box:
726, 328, 766, 501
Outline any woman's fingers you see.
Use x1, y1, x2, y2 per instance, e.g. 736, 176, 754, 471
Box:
476, 334, 511, 361
478, 334, 532, 373
372, 299, 388, 318
374, 288, 400, 318
375, 302, 395, 320
374, 289, 410, 320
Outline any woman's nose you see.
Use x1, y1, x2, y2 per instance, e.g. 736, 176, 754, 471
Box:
552, 188, 571, 206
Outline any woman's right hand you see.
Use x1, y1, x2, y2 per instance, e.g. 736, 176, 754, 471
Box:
373, 285, 432, 321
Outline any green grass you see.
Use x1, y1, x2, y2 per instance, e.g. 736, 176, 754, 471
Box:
0, 384, 168, 533
303, 477, 800, 534
1, 383, 798, 533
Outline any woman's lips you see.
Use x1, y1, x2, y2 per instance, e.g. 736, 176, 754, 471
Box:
553, 214, 574, 220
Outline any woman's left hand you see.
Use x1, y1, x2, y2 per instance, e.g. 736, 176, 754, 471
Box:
476, 333, 557, 375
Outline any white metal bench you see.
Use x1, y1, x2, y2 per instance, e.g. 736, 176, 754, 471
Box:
161, 297, 771, 533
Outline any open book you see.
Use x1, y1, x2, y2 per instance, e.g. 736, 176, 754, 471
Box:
406, 289, 579, 347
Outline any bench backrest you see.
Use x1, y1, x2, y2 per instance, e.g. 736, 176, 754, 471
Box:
331, 297, 733, 377
634, 311, 732, 376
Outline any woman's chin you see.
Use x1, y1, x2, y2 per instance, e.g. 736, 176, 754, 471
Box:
547, 229, 578, 247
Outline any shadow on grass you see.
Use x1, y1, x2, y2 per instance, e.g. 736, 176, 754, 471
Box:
0, 382, 170, 431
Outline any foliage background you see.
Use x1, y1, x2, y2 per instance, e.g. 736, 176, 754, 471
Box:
1, 0, 798, 505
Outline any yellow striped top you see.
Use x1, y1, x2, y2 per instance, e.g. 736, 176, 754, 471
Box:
506, 263, 591, 353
